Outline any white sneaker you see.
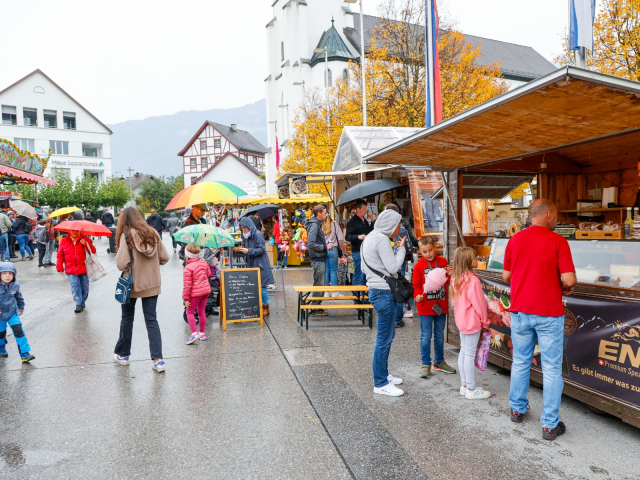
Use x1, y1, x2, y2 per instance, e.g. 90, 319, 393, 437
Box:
374, 383, 405, 397
186, 333, 199, 345
465, 387, 491, 400
113, 354, 130, 366
387, 374, 403, 385
459, 386, 467, 396
332, 291, 342, 297
403, 310, 414, 318
267, 284, 276, 290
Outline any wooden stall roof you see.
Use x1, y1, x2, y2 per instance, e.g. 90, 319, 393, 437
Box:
363, 67, 640, 171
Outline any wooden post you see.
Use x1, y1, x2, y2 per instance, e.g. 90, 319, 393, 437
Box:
445, 170, 463, 347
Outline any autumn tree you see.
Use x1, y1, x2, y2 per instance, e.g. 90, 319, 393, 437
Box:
555, 0, 640, 81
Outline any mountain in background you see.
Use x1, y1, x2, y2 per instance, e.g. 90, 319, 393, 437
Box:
108, 99, 267, 178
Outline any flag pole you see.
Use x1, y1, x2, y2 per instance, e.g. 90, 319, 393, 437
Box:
425, 0, 435, 127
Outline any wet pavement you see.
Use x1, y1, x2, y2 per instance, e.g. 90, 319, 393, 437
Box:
1, 236, 639, 479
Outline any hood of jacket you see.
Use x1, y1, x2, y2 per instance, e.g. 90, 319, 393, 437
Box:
130, 228, 160, 258
374, 210, 401, 237
0, 262, 16, 282
169, 212, 177, 218
239, 216, 257, 237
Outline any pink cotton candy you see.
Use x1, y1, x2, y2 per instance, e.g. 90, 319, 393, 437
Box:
423, 268, 448, 293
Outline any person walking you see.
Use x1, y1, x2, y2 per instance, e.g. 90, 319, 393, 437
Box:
306, 205, 330, 315
7, 212, 17, 259
85, 211, 95, 223
322, 215, 344, 294
165, 212, 180, 252
361, 209, 407, 397
101, 209, 115, 228
146, 209, 164, 239
56, 229, 96, 313
113, 207, 170, 373
238, 217, 274, 317
42, 217, 56, 267
0, 262, 35, 363
345, 199, 374, 291
34, 221, 48, 268
0, 210, 12, 262
183, 243, 212, 344
13, 215, 34, 261
503, 199, 576, 441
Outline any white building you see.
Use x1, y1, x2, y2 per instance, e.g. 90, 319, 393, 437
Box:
264, 0, 557, 193
178, 121, 266, 189
0, 69, 112, 182
191, 152, 265, 195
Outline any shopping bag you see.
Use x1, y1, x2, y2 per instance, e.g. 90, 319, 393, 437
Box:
84, 244, 106, 282
475, 331, 491, 371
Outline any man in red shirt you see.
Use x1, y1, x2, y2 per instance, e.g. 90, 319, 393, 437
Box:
503, 199, 576, 441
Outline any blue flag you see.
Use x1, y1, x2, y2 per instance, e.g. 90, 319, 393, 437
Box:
569, 0, 596, 51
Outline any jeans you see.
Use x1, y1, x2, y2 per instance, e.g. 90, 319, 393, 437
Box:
16, 234, 32, 257
370, 288, 397, 388
325, 247, 339, 286
394, 263, 407, 324
1, 233, 8, 258
37, 242, 46, 266
43, 239, 56, 265
115, 296, 163, 360
68, 274, 89, 307
352, 252, 365, 286
186, 294, 208, 334
310, 260, 326, 305
0, 313, 31, 355
8, 234, 15, 257
262, 286, 269, 306
276, 243, 288, 267
509, 312, 564, 429
459, 331, 481, 390
419, 314, 446, 365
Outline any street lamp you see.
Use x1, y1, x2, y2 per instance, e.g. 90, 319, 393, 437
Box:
344, 0, 366, 126
313, 46, 330, 133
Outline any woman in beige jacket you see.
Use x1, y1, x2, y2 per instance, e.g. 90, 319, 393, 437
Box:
113, 207, 170, 373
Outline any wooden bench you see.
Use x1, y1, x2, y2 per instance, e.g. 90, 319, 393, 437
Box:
293, 286, 372, 330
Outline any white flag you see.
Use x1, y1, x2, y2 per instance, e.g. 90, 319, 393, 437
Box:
570, 0, 596, 51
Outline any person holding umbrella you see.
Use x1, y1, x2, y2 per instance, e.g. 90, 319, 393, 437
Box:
12, 214, 34, 261
345, 199, 375, 291
56, 228, 96, 313
238, 217, 274, 317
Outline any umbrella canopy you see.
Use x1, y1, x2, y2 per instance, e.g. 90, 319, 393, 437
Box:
337, 179, 403, 206
172, 224, 235, 249
11, 200, 37, 219
49, 206, 81, 218
54, 220, 112, 237
166, 182, 247, 210
240, 204, 279, 221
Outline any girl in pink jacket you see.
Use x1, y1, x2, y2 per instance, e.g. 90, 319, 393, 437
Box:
183, 244, 212, 344
450, 247, 491, 400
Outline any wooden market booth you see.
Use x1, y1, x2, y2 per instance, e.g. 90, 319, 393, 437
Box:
362, 66, 640, 428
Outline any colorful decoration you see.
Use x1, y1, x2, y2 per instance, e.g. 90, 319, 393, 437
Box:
0, 138, 51, 175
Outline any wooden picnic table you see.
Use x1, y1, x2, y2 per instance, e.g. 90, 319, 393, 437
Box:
292, 285, 373, 330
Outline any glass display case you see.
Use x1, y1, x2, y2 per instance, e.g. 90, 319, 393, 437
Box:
488, 237, 640, 290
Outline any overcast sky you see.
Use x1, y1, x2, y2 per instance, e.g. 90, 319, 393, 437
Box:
1, 0, 571, 125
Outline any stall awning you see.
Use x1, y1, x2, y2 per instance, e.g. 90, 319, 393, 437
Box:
220, 193, 331, 206
431, 172, 533, 199
363, 67, 640, 171
276, 165, 396, 188
0, 164, 57, 185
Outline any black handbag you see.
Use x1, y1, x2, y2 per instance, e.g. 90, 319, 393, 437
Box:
115, 233, 134, 304
362, 254, 414, 304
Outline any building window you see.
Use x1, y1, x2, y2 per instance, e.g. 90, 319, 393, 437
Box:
44, 110, 57, 128
342, 69, 349, 85
14, 138, 35, 152
23, 108, 37, 126
201, 157, 208, 170
214, 138, 221, 149
85, 172, 100, 181
1, 106, 17, 125
190, 158, 197, 170
325, 69, 333, 87
82, 143, 101, 157
281, 41, 285, 61
63, 112, 76, 130
49, 140, 69, 155
200, 139, 207, 151
215, 156, 220, 161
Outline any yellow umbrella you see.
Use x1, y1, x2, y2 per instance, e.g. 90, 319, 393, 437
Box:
48, 206, 80, 218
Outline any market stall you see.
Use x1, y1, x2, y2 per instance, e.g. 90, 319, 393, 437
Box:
361, 66, 640, 427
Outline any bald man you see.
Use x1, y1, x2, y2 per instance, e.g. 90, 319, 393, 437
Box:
502, 199, 576, 441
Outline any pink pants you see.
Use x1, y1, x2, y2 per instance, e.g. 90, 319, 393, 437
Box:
186, 294, 208, 334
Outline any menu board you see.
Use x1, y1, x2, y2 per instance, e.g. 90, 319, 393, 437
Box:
220, 268, 263, 330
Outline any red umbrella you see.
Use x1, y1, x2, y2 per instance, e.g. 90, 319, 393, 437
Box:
54, 220, 113, 237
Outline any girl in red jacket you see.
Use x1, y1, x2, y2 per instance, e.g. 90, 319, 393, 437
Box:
183, 244, 212, 344
56, 230, 96, 313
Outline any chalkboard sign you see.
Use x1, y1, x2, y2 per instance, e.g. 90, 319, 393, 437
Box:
219, 268, 263, 330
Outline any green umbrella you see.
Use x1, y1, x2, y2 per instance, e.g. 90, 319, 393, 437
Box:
172, 224, 236, 249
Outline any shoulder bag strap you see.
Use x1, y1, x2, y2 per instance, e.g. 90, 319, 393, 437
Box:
123, 231, 134, 279
361, 250, 389, 281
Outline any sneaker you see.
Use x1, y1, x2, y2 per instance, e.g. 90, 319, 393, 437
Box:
332, 292, 342, 297
199, 333, 207, 341
433, 361, 456, 374
542, 421, 567, 441
395, 320, 405, 328
267, 284, 276, 290
312, 309, 329, 316
284, 266, 288, 269
511, 408, 526, 423
373, 383, 404, 397
419, 364, 431, 378
459, 386, 467, 396
465, 387, 492, 400
152, 360, 166, 373
186, 333, 199, 345
113, 354, 130, 366
74, 305, 83, 313
21, 353, 35, 363
403, 310, 414, 318
387, 374, 403, 385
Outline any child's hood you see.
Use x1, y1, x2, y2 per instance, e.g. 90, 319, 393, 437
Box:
0, 262, 17, 282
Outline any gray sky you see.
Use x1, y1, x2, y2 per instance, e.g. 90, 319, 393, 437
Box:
1, 0, 571, 125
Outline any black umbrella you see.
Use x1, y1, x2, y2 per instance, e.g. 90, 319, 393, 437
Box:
337, 179, 403, 206
240, 203, 279, 220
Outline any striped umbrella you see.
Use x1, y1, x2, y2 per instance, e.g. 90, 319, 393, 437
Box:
165, 182, 247, 210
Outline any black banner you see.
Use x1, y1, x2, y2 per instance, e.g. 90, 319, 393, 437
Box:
479, 274, 640, 411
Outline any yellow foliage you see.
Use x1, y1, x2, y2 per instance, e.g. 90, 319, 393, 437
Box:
555, 0, 640, 82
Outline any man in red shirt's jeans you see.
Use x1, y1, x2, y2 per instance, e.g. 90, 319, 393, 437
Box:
503, 199, 576, 441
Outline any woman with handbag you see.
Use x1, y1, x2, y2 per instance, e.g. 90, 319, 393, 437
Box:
113, 207, 170, 373
361, 209, 408, 397
322, 216, 344, 294
56, 229, 96, 313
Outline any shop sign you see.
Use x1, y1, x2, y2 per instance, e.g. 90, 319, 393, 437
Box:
243, 181, 258, 195
51, 159, 104, 168
479, 274, 640, 412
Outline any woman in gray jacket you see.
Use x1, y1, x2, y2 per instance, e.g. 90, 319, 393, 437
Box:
361, 209, 407, 397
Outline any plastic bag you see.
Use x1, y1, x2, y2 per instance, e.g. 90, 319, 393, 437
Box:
475, 331, 491, 371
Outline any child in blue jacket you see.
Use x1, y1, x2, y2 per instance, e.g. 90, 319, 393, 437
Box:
0, 262, 35, 362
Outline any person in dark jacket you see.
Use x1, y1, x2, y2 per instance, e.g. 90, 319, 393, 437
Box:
13, 215, 34, 261
0, 262, 35, 362
85, 212, 95, 223
165, 212, 180, 252
345, 199, 375, 288
146, 210, 164, 238
7, 212, 17, 258
306, 205, 330, 312
239, 216, 274, 317
179, 204, 206, 259
102, 209, 115, 228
